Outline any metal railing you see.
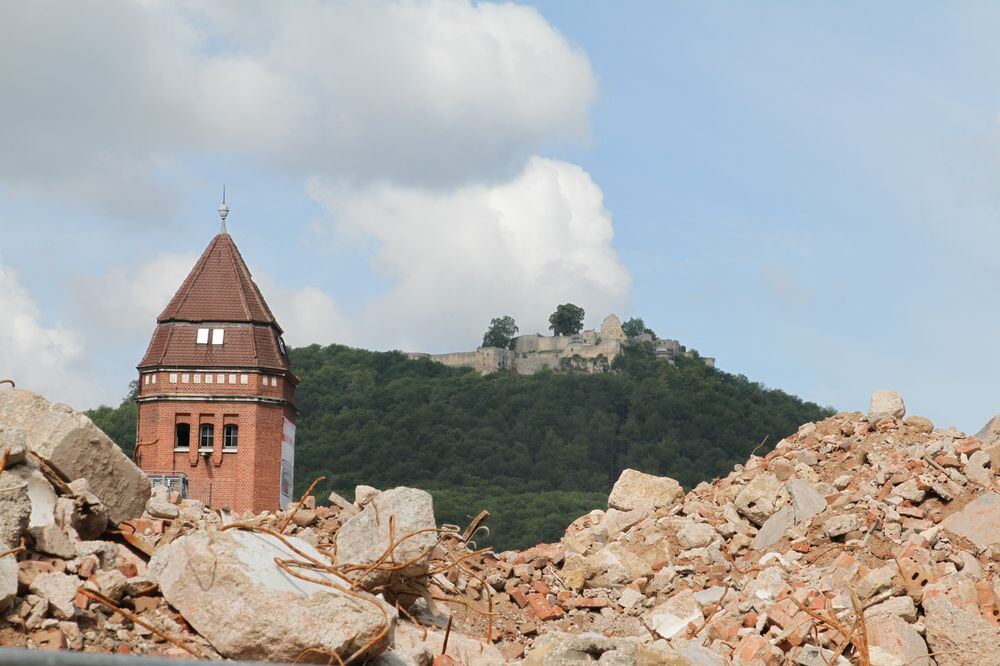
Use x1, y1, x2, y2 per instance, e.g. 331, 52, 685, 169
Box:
144, 471, 189, 499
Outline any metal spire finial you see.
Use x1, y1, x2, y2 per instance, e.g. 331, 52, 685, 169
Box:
218, 186, 229, 233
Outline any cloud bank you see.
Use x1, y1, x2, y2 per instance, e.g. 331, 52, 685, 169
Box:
309, 157, 630, 352
0, 261, 104, 406
0, 0, 597, 216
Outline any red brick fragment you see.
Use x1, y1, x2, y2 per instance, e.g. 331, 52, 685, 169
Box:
955, 439, 982, 455
570, 596, 608, 610
509, 587, 529, 609
527, 593, 565, 621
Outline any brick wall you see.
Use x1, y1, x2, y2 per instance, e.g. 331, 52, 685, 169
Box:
136, 371, 295, 514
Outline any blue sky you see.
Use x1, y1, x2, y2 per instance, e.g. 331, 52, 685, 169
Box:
2, 1, 999, 431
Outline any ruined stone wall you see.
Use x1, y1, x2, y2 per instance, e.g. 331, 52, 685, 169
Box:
513, 334, 574, 354
420, 314, 711, 376
430, 348, 515, 374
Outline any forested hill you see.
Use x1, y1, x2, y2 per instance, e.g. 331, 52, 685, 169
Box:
87, 343, 832, 550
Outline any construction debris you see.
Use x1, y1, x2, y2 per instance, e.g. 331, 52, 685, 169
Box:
4, 386, 1000, 665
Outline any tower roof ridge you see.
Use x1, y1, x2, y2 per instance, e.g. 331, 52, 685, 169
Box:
157, 233, 282, 333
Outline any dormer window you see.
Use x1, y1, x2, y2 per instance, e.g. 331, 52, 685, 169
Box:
197, 328, 224, 345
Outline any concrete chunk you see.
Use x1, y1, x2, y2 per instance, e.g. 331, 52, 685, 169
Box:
824, 513, 864, 538
676, 520, 717, 549
29, 571, 77, 620
941, 493, 1000, 550
0, 427, 27, 465
868, 390, 905, 422
0, 389, 150, 524
867, 614, 929, 666
587, 542, 652, 588
151, 529, 394, 662
0, 472, 30, 550
523, 631, 691, 666
0, 554, 17, 611
923, 585, 1000, 666
787, 479, 826, 523
735, 474, 782, 526
645, 589, 703, 640
336, 486, 437, 589
753, 506, 794, 551
27, 524, 76, 559
608, 468, 683, 511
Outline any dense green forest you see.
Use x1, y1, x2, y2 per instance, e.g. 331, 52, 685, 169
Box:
87, 343, 832, 550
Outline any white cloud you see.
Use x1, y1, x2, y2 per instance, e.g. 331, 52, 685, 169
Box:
0, 0, 596, 216
309, 156, 630, 351
252, 278, 355, 349
0, 261, 107, 408
77, 253, 200, 342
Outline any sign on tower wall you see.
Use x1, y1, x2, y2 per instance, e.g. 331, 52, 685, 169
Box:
280, 417, 296, 509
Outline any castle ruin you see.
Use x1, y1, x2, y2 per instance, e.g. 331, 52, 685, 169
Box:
408, 314, 715, 375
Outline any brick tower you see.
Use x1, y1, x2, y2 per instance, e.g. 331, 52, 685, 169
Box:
134, 201, 297, 513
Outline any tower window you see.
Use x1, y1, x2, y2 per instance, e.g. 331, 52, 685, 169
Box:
212, 329, 225, 345
200, 424, 214, 450
240, 374, 249, 385
151, 373, 156, 384
175, 423, 190, 449
228, 373, 237, 384
197, 328, 209, 344
181, 373, 190, 383
194, 373, 201, 383
224, 424, 238, 449
169, 373, 178, 383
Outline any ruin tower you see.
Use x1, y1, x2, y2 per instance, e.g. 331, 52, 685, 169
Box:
134, 201, 297, 513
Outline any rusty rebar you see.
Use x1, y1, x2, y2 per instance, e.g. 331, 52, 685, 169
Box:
78, 588, 205, 659
279, 475, 326, 533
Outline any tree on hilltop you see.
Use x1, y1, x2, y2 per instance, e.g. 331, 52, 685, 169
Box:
622, 317, 656, 339
482, 315, 519, 349
548, 303, 585, 336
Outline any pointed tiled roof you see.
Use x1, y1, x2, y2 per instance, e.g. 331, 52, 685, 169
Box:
158, 233, 281, 332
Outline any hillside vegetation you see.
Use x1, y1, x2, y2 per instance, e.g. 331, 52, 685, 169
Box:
88, 342, 831, 549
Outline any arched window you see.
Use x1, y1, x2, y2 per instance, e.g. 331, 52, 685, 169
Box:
175, 423, 190, 449
200, 424, 214, 450
224, 424, 238, 449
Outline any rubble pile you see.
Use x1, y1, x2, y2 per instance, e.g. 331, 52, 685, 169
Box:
468, 390, 1000, 665
3, 385, 1000, 665
0, 388, 503, 664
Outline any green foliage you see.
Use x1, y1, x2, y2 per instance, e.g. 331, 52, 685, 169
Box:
83, 345, 833, 551
622, 317, 655, 339
84, 381, 138, 457
482, 315, 519, 349
548, 303, 585, 336
290, 342, 832, 550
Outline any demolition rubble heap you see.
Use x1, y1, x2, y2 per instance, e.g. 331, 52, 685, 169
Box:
3, 387, 1000, 665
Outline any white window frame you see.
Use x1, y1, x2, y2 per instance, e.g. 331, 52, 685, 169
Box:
240, 374, 249, 385
169, 373, 178, 383
181, 373, 189, 384
196, 328, 209, 344
212, 328, 224, 345
193, 373, 201, 384
151, 373, 156, 384
228, 374, 237, 384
